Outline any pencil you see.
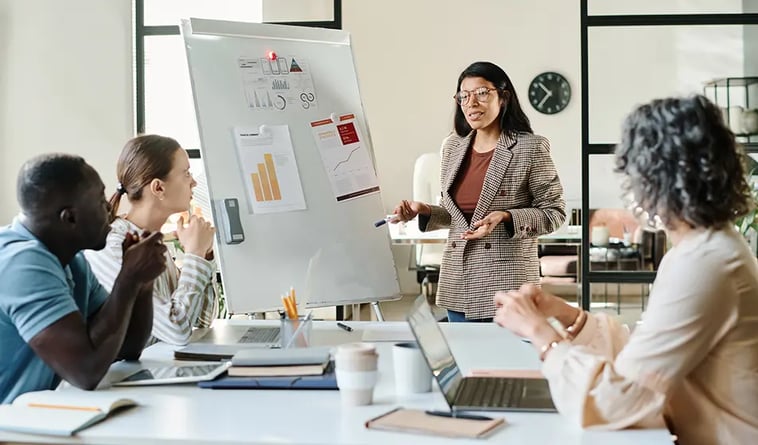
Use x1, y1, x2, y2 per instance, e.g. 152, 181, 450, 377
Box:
28, 403, 101, 412
281, 295, 295, 319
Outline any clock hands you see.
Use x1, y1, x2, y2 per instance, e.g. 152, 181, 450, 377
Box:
536, 82, 553, 108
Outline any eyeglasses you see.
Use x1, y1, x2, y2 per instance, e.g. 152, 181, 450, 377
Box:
454, 87, 500, 106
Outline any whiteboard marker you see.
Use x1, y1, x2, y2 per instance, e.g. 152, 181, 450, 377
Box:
374, 216, 393, 228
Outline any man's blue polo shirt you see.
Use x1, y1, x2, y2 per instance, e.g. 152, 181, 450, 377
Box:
0, 219, 108, 403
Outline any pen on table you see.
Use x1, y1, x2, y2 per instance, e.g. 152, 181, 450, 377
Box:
336, 322, 354, 332
424, 410, 493, 421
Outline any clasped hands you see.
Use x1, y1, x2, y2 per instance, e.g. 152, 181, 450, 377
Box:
494, 284, 580, 345
389, 200, 509, 241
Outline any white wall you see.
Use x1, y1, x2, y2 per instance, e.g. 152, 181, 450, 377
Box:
0, 0, 133, 222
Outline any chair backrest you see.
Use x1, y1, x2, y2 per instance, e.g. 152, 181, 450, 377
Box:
413, 152, 441, 204
413, 153, 443, 267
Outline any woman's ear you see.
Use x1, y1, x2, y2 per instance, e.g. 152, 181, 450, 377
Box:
500, 90, 510, 109
149, 178, 166, 201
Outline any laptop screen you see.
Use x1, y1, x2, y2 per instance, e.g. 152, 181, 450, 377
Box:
407, 296, 462, 408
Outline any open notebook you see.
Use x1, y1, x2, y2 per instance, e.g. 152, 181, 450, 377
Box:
0, 390, 135, 436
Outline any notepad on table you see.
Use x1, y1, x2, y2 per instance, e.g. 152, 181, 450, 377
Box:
365, 408, 505, 439
0, 390, 136, 436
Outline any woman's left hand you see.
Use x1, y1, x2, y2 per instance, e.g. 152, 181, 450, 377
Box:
494, 289, 547, 339
462, 211, 511, 240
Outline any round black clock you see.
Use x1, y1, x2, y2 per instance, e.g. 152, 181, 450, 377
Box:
528, 72, 571, 115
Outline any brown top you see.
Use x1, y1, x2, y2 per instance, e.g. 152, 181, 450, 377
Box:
451, 147, 494, 218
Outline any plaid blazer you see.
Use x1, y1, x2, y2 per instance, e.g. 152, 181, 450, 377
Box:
423, 131, 566, 319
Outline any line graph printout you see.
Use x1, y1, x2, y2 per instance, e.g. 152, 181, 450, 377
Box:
233, 125, 307, 214
310, 113, 380, 202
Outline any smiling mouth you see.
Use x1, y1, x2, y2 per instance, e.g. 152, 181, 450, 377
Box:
467, 111, 484, 120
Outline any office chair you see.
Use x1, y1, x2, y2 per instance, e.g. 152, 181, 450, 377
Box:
412, 152, 443, 302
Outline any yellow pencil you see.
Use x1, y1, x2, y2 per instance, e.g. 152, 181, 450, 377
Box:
28, 403, 100, 412
289, 288, 299, 318
281, 295, 295, 319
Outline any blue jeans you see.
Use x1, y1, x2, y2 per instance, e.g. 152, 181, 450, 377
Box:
446, 310, 493, 323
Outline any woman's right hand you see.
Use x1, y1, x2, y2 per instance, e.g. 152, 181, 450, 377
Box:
176, 215, 216, 258
389, 200, 431, 223
512, 283, 580, 328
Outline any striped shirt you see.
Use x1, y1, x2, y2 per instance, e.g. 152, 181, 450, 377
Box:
84, 217, 218, 345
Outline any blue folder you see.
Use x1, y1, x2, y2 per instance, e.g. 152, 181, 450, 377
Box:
198, 361, 337, 390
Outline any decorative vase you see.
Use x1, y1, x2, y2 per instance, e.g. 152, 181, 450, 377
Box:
729, 106, 745, 134
591, 225, 610, 246
742, 109, 758, 134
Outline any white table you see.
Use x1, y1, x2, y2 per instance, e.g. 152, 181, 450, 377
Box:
0, 321, 672, 444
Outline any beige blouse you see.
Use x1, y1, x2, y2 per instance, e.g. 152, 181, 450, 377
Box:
542, 226, 758, 445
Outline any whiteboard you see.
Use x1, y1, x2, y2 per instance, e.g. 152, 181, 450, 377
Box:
182, 18, 400, 313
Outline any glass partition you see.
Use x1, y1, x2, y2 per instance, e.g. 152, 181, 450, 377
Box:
589, 25, 749, 144
588, 0, 746, 16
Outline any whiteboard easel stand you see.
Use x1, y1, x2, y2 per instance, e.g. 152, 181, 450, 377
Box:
371, 302, 385, 321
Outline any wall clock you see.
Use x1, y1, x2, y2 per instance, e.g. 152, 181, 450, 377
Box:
528, 72, 571, 115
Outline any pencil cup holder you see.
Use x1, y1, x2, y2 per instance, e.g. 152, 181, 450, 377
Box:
280, 316, 312, 349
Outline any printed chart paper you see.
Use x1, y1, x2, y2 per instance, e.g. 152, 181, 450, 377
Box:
233, 125, 307, 214
310, 113, 380, 202
238, 56, 317, 111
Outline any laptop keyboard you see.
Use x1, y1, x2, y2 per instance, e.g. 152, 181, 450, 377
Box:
456, 377, 523, 408
238, 327, 281, 344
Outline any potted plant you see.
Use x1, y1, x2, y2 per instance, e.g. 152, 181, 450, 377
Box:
735, 171, 758, 253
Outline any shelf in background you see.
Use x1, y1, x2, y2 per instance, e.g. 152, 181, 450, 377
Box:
588, 142, 758, 154
704, 77, 758, 88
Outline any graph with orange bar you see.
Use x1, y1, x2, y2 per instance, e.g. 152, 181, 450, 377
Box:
250, 153, 282, 202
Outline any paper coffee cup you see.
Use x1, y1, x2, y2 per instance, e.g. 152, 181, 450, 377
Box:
393, 342, 432, 395
335, 343, 379, 406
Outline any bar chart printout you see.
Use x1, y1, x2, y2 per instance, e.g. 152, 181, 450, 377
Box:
233, 125, 307, 214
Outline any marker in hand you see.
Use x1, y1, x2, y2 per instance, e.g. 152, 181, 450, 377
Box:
373, 215, 396, 228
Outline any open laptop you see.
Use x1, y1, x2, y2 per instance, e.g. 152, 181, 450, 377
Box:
407, 296, 556, 412
193, 324, 281, 346
175, 325, 282, 360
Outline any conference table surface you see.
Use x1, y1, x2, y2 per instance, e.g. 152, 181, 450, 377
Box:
0, 320, 672, 445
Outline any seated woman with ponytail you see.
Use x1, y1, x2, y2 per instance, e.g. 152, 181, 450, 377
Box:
85, 135, 218, 345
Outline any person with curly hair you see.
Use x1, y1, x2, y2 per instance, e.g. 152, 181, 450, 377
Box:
494, 95, 758, 443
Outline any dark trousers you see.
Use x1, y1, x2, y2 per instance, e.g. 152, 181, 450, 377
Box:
446, 310, 493, 323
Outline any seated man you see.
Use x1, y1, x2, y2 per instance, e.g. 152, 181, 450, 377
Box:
0, 154, 167, 403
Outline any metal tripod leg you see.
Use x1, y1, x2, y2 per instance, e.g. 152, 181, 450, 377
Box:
371, 301, 385, 321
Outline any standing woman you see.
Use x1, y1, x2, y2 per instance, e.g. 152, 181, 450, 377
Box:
86, 135, 218, 345
392, 61, 566, 322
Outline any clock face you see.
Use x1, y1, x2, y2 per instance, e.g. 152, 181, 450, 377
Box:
528, 72, 571, 115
